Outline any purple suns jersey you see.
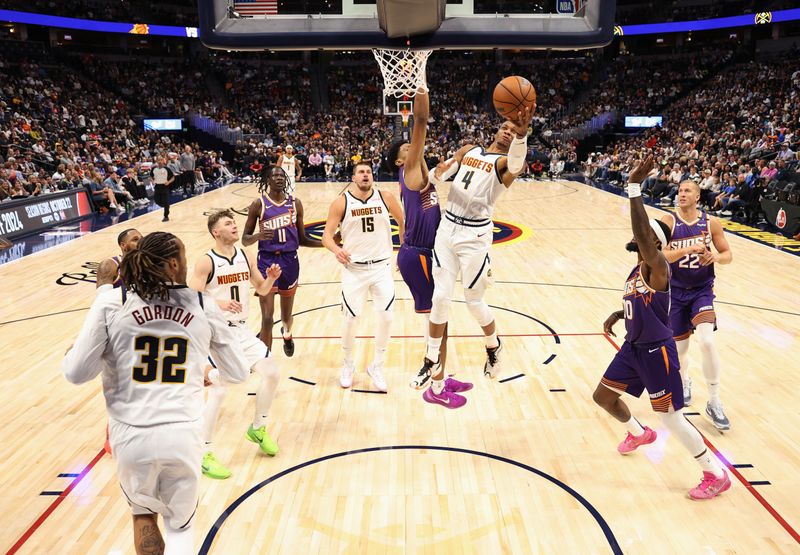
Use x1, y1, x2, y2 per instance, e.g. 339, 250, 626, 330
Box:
623, 263, 673, 344
667, 211, 715, 290
258, 194, 299, 253
399, 167, 441, 249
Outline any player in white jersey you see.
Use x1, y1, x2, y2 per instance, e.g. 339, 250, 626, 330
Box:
322, 162, 405, 391
277, 145, 302, 194
413, 105, 534, 400
188, 209, 282, 480
62, 231, 250, 555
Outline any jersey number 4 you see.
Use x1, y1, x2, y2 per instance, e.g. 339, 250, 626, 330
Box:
461, 170, 475, 190
132, 336, 188, 383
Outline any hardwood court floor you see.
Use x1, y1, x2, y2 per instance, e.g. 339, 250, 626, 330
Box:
1, 180, 799, 554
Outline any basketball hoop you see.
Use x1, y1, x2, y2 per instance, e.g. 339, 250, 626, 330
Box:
372, 48, 432, 98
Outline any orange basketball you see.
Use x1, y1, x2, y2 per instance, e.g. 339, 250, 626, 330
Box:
492, 75, 537, 119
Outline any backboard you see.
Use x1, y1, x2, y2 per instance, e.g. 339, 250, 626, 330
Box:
198, 0, 616, 51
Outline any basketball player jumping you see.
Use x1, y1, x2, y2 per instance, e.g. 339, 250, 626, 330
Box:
242, 165, 322, 357
384, 90, 473, 407
63, 231, 251, 555
593, 156, 731, 500
414, 103, 533, 400
95, 228, 143, 289
189, 209, 283, 479
661, 181, 732, 430
277, 145, 302, 195
322, 162, 405, 392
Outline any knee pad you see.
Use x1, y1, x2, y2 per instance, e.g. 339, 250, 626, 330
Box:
694, 322, 715, 351
254, 358, 279, 384
464, 288, 493, 327
430, 287, 451, 325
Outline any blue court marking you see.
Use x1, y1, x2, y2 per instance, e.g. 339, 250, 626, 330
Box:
733, 464, 754, 469
246, 392, 256, 396
352, 389, 388, 395
499, 373, 525, 383
749, 481, 772, 486
684, 412, 701, 416
549, 388, 567, 392
57, 473, 79, 478
544, 354, 557, 365
199, 445, 622, 554
289, 376, 316, 386
39, 491, 62, 496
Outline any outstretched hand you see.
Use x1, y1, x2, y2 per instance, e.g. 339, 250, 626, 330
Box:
507, 105, 535, 137
628, 155, 655, 183
265, 263, 282, 280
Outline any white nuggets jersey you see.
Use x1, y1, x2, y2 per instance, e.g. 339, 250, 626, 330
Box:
62, 287, 249, 426
446, 147, 505, 222
340, 189, 393, 263
281, 155, 298, 180
204, 247, 251, 324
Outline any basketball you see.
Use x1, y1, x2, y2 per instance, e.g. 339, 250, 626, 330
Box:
493, 75, 537, 119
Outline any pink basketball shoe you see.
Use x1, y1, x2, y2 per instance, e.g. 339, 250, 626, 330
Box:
617, 426, 657, 454
689, 470, 731, 500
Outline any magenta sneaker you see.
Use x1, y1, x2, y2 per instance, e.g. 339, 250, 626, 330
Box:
423, 387, 467, 409
445, 376, 473, 393
617, 426, 657, 454
689, 470, 731, 500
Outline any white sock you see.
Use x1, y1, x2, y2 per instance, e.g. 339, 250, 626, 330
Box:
164, 526, 194, 555
253, 358, 279, 428
696, 323, 722, 405
694, 448, 724, 478
431, 378, 445, 394
485, 331, 499, 349
341, 314, 358, 365
426, 335, 443, 363
373, 310, 392, 367
282, 324, 292, 339
676, 338, 690, 386
202, 371, 226, 445
625, 416, 645, 436
660, 409, 723, 477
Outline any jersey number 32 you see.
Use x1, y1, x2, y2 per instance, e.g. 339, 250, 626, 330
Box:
132, 336, 188, 383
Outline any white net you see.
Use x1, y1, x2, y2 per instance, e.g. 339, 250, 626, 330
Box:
372, 48, 432, 98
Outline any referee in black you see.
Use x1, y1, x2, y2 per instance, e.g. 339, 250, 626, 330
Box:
151, 157, 175, 222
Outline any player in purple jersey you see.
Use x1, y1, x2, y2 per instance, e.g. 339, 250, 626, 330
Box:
384, 89, 472, 407
661, 181, 732, 430
593, 157, 730, 500
242, 165, 322, 356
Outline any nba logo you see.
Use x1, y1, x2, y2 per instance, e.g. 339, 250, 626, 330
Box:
776, 208, 787, 229
557, 0, 576, 13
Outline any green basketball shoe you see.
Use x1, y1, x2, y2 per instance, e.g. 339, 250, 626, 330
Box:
201, 452, 232, 480
246, 424, 279, 456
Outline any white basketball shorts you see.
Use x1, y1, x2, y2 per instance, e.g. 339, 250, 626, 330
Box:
341, 260, 395, 318
109, 418, 202, 530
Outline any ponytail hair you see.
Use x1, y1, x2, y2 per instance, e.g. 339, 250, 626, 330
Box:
118, 232, 181, 301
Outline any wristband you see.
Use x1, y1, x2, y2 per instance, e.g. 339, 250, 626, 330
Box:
627, 182, 641, 198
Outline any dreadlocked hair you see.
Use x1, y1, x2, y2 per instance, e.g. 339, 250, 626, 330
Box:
119, 232, 181, 302
258, 164, 289, 196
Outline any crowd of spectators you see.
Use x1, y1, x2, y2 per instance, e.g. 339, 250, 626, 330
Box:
0, 52, 234, 209
584, 58, 799, 222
